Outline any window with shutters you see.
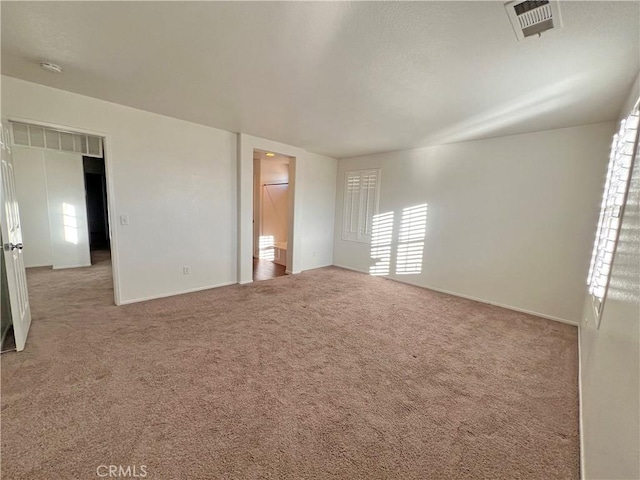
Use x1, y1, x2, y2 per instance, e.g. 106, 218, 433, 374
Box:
587, 99, 639, 325
342, 169, 381, 243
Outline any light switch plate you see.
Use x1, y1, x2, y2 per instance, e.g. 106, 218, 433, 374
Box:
120, 214, 129, 226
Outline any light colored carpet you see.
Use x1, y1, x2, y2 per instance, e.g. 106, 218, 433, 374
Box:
1, 257, 579, 479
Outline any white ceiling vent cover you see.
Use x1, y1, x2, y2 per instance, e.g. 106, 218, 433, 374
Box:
504, 0, 563, 41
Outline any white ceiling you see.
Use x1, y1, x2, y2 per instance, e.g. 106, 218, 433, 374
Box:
2, 1, 638, 158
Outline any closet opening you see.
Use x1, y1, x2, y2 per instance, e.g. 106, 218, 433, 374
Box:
83, 155, 111, 265
252, 149, 292, 281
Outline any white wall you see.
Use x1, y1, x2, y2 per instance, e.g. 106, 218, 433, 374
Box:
261, 184, 288, 244
300, 151, 337, 270
12, 147, 53, 267
334, 122, 614, 323
580, 72, 640, 480
261, 186, 288, 246
260, 158, 289, 184
238, 134, 337, 283
44, 151, 91, 269
4, 76, 338, 303
252, 158, 261, 258
13, 147, 90, 269
2, 76, 237, 304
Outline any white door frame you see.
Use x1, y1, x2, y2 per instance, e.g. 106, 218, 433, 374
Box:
238, 134, 304, 284
6, 116, 122, 305
252, 157, 261, 259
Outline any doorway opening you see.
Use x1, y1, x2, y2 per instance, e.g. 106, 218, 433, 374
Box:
253, 149, 291, 281
2, 121, 115, 352
83, 155, 111, 266
9, 123, 111, 269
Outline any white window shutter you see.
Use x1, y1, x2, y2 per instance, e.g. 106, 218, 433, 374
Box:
358, 170, 380, 242
342, 172, 361, 241
587, 100, 639, 324
342, 169, 381, 243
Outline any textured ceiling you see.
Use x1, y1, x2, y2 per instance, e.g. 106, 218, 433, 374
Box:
2, 1, 638, 158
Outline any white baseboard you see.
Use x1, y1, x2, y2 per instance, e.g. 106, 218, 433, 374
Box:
333, 264, 368, 274
300, 262, 334, 273
238, 280, 253, 285
52, 263, 92, 270
118, 281, 237, 305
332, 264, 578, 326
25, 263, 53, 269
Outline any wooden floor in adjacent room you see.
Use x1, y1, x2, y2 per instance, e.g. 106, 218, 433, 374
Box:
253, 257, 286, 281
1, 258, 579, 479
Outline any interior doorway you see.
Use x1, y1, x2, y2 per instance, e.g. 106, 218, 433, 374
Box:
2, 121, 114, 352
253, 149, 291, 281
8, 122, 111, 270
83, 155, 111, 265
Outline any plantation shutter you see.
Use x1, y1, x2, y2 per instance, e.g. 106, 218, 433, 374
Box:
342, 169, 381, 243
587, 99, 639, 324
343, 172, 361, 241
359, 171, 379, 241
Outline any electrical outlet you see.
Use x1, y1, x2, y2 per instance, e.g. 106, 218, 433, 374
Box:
183, 266, 190, 275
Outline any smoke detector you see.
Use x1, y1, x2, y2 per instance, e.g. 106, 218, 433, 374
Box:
40, 62, 62, 73
504, 0, 563, 41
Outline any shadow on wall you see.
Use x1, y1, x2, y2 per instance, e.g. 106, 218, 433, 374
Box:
370, 203, 428, 277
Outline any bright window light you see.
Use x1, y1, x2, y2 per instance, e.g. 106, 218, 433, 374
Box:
587, 100, 639, 323
62, 202, 78, 245
258, 235, 275, 261
395, 204, 427, 275
369, 211, 394, 276
368, 203, 428, 277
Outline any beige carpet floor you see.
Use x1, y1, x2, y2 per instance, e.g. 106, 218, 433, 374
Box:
1, 257, 579, 479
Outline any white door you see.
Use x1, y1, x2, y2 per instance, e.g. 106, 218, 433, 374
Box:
1, 121, 32, 351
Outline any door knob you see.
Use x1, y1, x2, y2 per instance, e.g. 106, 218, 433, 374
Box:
4, 243, 23, 251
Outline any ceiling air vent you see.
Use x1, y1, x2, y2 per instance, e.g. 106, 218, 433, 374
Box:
504, 0, 563, 41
